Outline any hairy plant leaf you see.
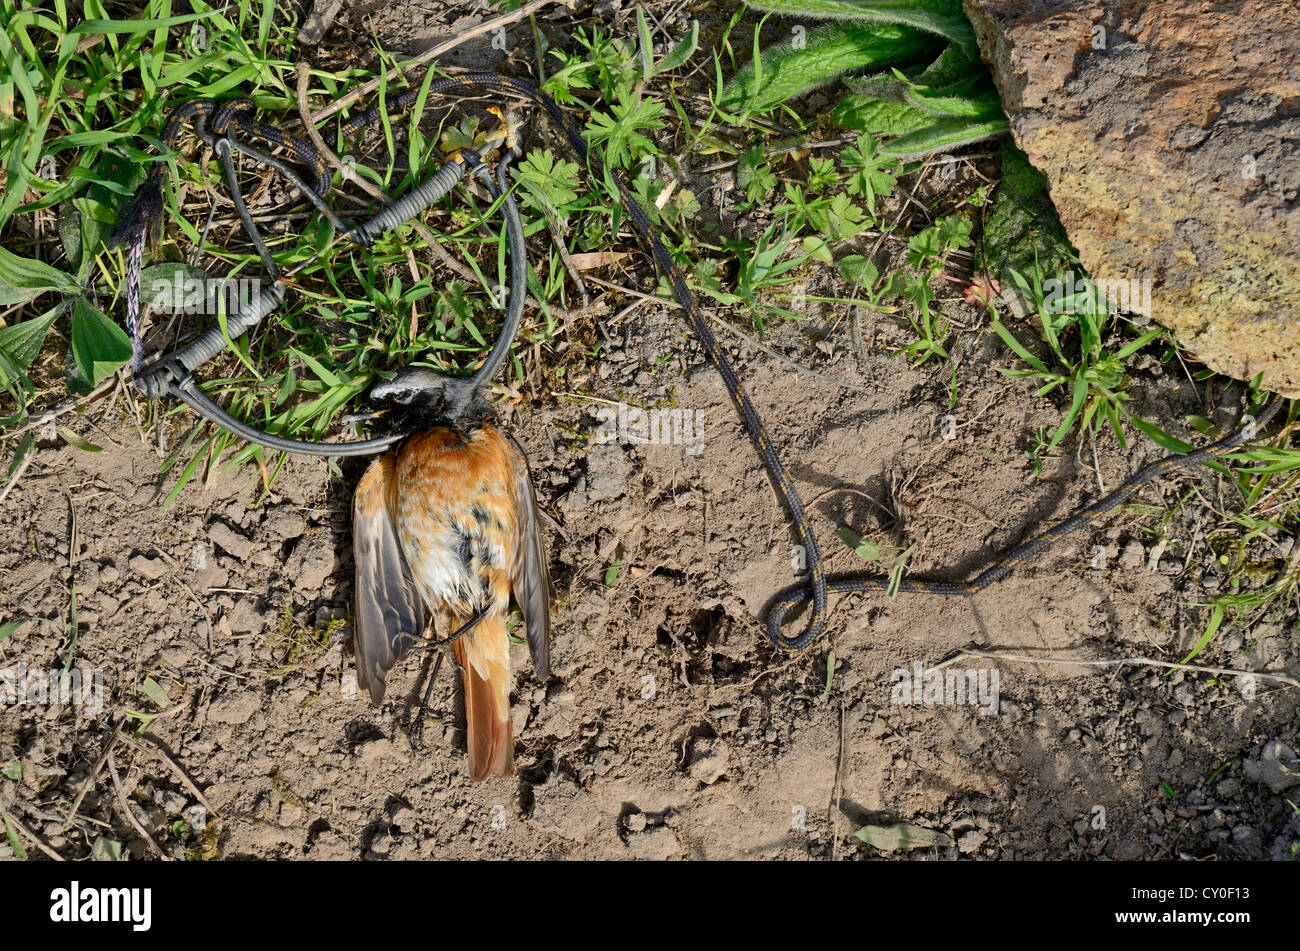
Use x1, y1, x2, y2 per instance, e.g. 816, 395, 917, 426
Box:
720, 23, 937, 115
747, 0, 977, 55
879, 114, 1008, 159
654, 20, 699, 75
832, 94, 934, 135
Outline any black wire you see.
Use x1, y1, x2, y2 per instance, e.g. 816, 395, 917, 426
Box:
125, 97, 528, 455
117, 77, 1283, 659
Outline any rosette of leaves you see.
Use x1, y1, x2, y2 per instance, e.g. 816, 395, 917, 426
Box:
720, 0, 1008, 159
0, 195, 133, 426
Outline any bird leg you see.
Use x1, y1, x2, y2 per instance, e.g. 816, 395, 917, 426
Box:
407, 605, 492, 753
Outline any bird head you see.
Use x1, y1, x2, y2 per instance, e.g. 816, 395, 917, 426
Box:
365, 368, 490, 432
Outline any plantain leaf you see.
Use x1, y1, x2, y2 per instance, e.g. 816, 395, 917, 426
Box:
636, 6, 654, 80
0, 302, 65, 375
59, 200, 83, 271
1, 806, 27, 860
90, 836, 124, 861
70, 297, 131, 388
0, 247, 79, 306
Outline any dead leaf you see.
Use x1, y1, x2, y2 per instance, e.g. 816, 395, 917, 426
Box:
855, 822, 954, 852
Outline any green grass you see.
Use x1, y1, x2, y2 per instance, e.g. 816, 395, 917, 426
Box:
0, 1, 567, 500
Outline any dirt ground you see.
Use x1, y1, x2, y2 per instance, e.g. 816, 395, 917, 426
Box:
1, 0, 1297, 861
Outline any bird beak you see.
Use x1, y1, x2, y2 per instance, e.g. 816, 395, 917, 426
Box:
340, 408, 388, 427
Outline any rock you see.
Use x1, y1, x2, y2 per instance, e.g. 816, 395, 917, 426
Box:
1242, 739, 1300, 792
965, 0, 1300, 395
533, 689, 577, 740
687, 738, 731, 785
624, 811, 648, 833
357, 737, 399, 767
1119, 541, 1144, 570
625, 826, 681, 861
207, 521, 253, 560
75, 563, 99, 597
958, 830, 986, 854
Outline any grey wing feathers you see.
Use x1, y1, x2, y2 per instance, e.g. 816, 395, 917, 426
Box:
505, 434, 552, 681
352, 457, 425, 703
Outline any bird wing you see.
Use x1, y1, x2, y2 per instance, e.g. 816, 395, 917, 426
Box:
503, 433, 551, 681
352, 454, 425, 702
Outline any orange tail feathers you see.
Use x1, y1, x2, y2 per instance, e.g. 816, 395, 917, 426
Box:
453, 612, 513, 780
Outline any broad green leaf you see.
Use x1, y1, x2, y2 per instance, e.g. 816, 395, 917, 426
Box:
747, 0, 977, 55
835, 254, 878, 288
1128, 414, 1192, 453
636, 6, 654, 80
837, 525, 880, 560
0, 302, 65, 373
5, 433, 34, 484
1, 806, 27, 860
720, 23, 937, 115
59, 200, 82, 270
0, 246, 78, 305
879, 114, 1009, 159
141, 676, 169, 708
832, 94, 934, 136
70, 297, 131, 387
